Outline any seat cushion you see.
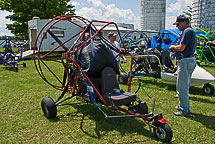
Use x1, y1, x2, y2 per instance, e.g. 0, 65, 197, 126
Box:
101, 67, 136, 106
103, 92, 136, 106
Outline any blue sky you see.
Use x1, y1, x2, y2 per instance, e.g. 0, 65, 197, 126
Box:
0, 0, 192, 36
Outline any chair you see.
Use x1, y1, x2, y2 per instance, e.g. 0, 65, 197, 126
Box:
100, 67, 136, 106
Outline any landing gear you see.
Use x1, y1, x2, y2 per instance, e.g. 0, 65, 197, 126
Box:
153, 123, 173, 143
14, 65, 18, 72
203, 83, 214, 95
23, 62, 26, 67
118, 72, 128, 84
41, 97, 57, 118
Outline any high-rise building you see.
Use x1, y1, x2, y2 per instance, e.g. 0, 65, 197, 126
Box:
192, 0, 215, 31
140, 0, 166, 32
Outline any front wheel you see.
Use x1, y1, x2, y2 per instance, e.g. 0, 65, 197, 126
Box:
203, 83, 214, 95
153, 123, 173, 143
41, 97, 57, 118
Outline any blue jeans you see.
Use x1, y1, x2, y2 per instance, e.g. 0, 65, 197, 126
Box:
176, 57, 196, 112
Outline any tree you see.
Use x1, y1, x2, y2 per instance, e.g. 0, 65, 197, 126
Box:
183, 6, 192, 25
0, 0, 75, 40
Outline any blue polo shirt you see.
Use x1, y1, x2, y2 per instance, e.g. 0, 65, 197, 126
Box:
176, 26, 197, 58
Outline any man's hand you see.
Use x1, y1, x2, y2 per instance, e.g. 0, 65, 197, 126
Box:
120, 54, 127, 63
123, 59, 127, 63
169, 45, 175, 51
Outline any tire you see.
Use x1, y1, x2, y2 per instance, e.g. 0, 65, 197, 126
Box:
15, 66, 18, 72
118, 72, 128, 84
153, 123, 173, 143
41, 97, 57, 118
23, 62, 26, 67
203, 83, 214, 95
196, 61, 200, 66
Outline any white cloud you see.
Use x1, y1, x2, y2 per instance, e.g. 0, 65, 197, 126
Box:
166, 16, 177, 30
70, 1, 80, 7
0, 11, 14, 36
75, 0, 140, 30
87, 0, 105, 8
167, 0, 192, 15
166, 0, 192, 29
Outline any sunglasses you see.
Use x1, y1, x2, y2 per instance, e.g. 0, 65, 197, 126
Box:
176, 21, 183, 27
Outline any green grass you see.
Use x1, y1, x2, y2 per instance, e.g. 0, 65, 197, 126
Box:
0, 47, 20, 52
0, 58, 215, 143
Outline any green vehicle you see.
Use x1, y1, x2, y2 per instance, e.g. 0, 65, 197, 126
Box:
194, 27, 215, 66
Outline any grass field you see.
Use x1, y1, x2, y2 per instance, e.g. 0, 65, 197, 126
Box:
0, 58, 215, 143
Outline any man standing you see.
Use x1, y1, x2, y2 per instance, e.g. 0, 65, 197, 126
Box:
169, 15, 197, 117
108, 32, 127, 64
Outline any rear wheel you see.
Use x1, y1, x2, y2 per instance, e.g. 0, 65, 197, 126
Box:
196, 61, 200, 66
118, 72, 128, 84
15, 66, 18, 72
41, 97, 57, 118
203, 83, 214, 95
153, 123, 173, 143
23, 62, 26, 67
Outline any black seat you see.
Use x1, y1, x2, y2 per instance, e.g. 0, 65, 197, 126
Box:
161, 50, 174, 73
100, 67, 136, 106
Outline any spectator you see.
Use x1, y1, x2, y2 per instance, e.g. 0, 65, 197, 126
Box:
169, 15, 197, 117
108, 32, 127, 65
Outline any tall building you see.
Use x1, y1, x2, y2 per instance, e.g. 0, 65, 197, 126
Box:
140, 0, 166, 32
192, 0, 215, 31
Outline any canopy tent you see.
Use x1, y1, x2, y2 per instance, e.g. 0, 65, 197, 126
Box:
151, 28, 214, 51
151, 29, 180, 51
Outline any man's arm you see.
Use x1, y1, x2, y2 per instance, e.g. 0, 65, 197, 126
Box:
169, 43, 186, 52
120, 54, 127, 63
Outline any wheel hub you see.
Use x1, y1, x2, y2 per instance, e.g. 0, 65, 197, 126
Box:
156, 127, 166, 139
